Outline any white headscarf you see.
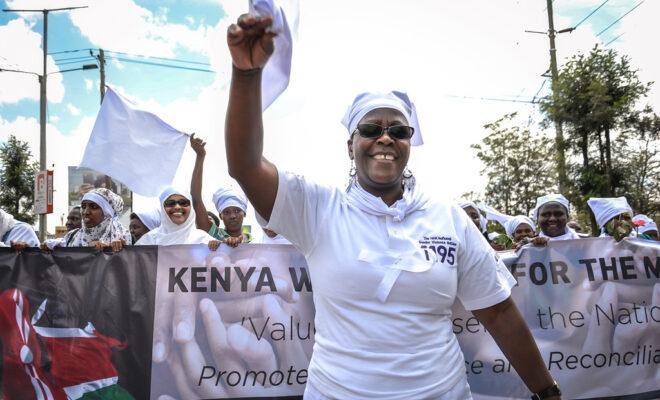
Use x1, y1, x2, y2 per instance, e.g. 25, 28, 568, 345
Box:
0, 208, 16, 241
341, 91, 423, 146
212, 188, 248, 214
459, 201, 488, 233
533, 193, 570, 220
135, 208, 161, 231
136, 188, 213, 246
65, 188, 131, 247
478, 203, 536, 237
587, 197, 633, 229
633, 214, 658, 234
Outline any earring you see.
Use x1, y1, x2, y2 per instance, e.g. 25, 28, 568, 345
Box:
403, 167, 415, 191
346, 160, 357, 192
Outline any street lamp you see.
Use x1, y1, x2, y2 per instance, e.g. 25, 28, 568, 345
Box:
0, 62, 97, 239
2, 6, 88, 241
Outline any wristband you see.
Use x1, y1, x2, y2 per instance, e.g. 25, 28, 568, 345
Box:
531, 381, 561, 400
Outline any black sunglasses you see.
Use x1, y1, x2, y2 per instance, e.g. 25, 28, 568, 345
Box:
354, 123, 415, 141
163, 199, 191, 207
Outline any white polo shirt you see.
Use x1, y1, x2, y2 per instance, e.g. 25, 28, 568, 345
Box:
265, 171, 515, 399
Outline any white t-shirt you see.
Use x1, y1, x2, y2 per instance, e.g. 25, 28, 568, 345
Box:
264, 172, 516, 399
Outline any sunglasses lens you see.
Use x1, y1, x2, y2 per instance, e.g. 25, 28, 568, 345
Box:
357, 124, 383, 139
388, 126, 414, 140
164, 199, 190, 207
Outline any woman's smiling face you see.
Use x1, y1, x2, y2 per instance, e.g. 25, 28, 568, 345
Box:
348, 108, 411, 194
163, 194, 191, 225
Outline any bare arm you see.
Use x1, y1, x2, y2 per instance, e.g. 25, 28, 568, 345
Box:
472, 297, 560, 399
225, 14, 279, 221
189, 134, 212, 231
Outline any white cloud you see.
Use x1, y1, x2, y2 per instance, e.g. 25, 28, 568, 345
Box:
49, 115, 60, 123
66, 103, 81, 116
185, 16, 195, 26
110, 58, 125, 70
85, 78, 93, 91
0, 18, 64, 104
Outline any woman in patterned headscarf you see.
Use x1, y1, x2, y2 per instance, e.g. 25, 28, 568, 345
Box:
62, 188, 131, 251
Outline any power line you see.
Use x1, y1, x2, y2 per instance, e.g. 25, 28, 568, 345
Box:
574, 0, 609, 29
605, 32, 624, 46
444, 94, 539, 104
56, 57, 96, 66
104, 50, 211, 66
105, 56, 214, 73
48, 48, 92, 55
531, 79, 547, 103
54, 55, 96, 63
596, 0, 644, 37
50, 48, 211, 67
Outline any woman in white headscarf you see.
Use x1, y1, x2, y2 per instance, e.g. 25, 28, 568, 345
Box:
479, 203, 537, 243
533, 194, 580, 241
136, 187, 221, 250
62, 188, 131, 251
188, 134, 251, 247
587, 197, 636, 239
221, 14, 560, 400
129, 208, 161, 244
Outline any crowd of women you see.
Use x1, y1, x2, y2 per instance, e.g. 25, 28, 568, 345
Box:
1, 182, 656, 252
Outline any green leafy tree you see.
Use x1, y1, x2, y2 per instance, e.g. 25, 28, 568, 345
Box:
471, 113, 557, 216
540, 46, 651, 198
0, 135, 39, 224
619, 107, 660, 217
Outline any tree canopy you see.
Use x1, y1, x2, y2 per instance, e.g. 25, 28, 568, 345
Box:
0, 135, 39, 224
471, 113, 557, 216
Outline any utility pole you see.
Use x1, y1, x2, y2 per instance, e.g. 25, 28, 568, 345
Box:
545, 0, 568, 193
2, 6, 87, 240
98, 48, 106, 104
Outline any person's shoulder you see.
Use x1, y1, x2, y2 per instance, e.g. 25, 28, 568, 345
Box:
135, 229, 158, 245
279, 170, 340, 197
10, 221, 39, 239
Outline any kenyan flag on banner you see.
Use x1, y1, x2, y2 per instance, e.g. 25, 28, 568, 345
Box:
0, 247, 158, 399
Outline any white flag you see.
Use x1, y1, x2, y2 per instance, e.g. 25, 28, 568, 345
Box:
250, 0, 297, 110
80, 87, 188, 197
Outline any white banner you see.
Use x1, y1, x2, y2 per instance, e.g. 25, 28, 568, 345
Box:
456, 238, 660, 400
149, 238, 660, 399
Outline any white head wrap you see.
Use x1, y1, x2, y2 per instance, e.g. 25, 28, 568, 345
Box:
459, 201, 487, 233
250, 0, 296, 110
0, 208, 17, 240
136, 188, 213, 246
213, 188, 248, 214
633, 214, 658, 234
505, 216, 536, 237
533, 194, 570, 220
67, 188, 131, 247
134, 208, 161, 231
477, 203, 535, 237
587, 197, 633, 229
341, 91, 423, 146
82, 191, 115, 219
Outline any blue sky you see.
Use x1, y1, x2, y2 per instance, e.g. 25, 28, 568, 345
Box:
1, 0, 222, 135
